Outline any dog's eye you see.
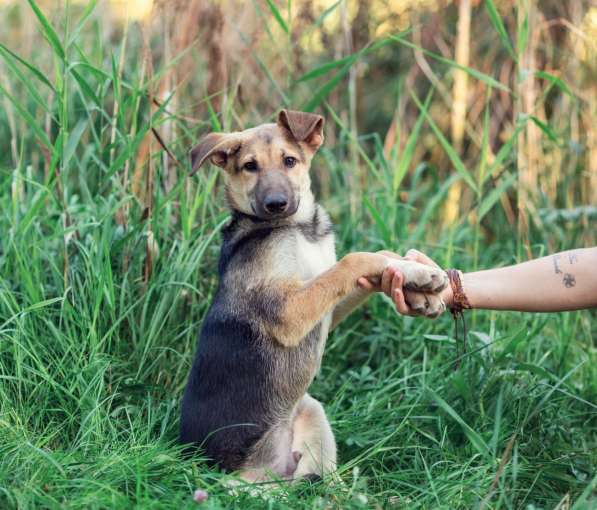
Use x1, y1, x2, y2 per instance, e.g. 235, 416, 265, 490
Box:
284, 156, 297, 168
243, 161, 258, 172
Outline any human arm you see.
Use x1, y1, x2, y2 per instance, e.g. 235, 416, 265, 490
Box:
360, 247, 597, 314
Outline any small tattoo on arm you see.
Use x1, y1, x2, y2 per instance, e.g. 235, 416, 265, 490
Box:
552, 255, 562, 274
563, 273, 576, 288
568, 252, 578, 264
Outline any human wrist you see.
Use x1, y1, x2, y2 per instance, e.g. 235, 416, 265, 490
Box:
440, 276, 454, 308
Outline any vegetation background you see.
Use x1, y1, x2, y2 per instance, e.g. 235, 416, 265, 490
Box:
0, 0, 595, 508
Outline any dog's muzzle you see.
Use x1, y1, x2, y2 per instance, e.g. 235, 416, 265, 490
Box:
253, 193, 298, 219
263, 193, 289, 215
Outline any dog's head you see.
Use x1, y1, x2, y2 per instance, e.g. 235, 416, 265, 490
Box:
189, 110, 324, 220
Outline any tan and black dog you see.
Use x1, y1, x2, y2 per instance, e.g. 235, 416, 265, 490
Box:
180, 110, 447, 484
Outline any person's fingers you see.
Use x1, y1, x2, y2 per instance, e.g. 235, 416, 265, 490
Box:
391, 273, 413, 315
380, 267, 396, 296
394, 289, 412, 315
357, 277, 374, 290
404, 248, 440, 268
390, 270, 403, 297
391, 272, 410, 315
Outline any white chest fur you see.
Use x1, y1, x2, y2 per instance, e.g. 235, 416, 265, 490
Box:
295, 232, 337, 282
294, 231, 336, 368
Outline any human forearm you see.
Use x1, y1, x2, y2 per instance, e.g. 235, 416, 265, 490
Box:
443, 248, 597, 312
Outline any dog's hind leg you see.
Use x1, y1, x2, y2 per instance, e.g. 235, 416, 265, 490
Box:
291, 393, 337, 480
235, 426, 299, 485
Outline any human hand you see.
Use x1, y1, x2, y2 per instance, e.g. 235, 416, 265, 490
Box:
358, 263, 414, 315
402, 249, 453, 309
354, 250, 401, 292
358, 249, 451, 317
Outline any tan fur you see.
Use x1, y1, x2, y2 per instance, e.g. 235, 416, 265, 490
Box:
291, 394, 337, 478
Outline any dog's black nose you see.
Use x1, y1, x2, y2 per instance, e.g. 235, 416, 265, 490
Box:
263, 194, 288, 214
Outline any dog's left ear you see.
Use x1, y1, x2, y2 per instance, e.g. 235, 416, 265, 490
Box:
189, 132, 241, 175
277, 109, 324, 153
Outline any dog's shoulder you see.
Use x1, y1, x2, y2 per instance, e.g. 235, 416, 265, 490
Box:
218, 214, 278, 275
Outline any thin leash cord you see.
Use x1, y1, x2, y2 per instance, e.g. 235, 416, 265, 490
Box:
450, 309, 468, 368
446, 268, 471, 368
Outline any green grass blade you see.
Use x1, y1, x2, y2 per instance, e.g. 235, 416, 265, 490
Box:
363, 196, 392, 245
389, 35, 510, 93
296, 37, 400, 83
244, 45, 290, 105
570, 473, 597, 510
490, 386, 504, 455
70, 67, 102, 107
478, 172, 516, 221
0, 81, 51, 149
67, 0, 97, 48
26, 0, 66, 61
71, 60, 113, 84
485, 122, 525, 183
535, 71, 573, 98
529, 115, 559, 144
484, 0, 517, 61
63, 119, 87, 168
296, 54, 357, 83
302, 63, 352, 112
393, 90, 432, 193
0, 45, 54, 117
477, 86, 492, 189
206, 101, 222, 132
0, 42, 56, 92
309, 0, 341, 31
411, 90, 478, 193
265, 0, 289, 34
431, 390, 491, 459
517, 3, 529, 56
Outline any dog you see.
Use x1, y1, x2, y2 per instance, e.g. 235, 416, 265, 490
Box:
179, 110, 447, 484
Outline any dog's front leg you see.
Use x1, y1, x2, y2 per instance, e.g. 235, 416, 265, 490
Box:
330, 250, 451, 328
267, 252, 447, 347
267, 253, 386, 347
330, 288, 371, 330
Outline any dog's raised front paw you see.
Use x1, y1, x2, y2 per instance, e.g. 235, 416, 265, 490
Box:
404, 291, 446, 318
386, 259, 448, 293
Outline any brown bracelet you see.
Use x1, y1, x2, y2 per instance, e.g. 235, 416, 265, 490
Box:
446, 269, 472, 314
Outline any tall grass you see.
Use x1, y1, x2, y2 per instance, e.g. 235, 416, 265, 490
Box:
0, 0, 595, 508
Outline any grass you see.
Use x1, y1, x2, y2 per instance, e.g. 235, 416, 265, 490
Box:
0, 1, 596, 508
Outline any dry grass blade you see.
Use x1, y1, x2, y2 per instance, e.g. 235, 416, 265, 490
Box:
479, 434, 517, 509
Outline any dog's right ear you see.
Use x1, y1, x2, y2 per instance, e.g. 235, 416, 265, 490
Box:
189, 133, 241, 175
277, 109, 324, 153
